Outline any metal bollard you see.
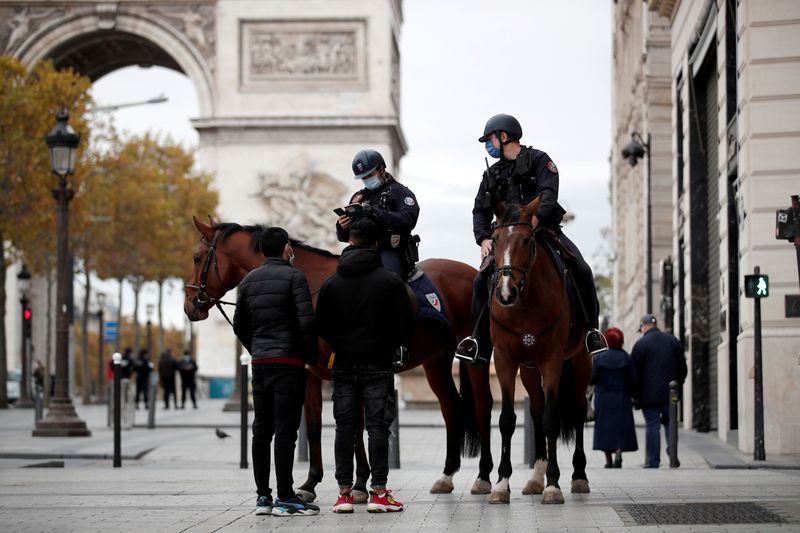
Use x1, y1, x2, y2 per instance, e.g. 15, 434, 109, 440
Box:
113, 352, 122, 468
669, 380, 680, 468
34, 388, 43, 425
297, 408, 309, 462
388, 389, 400, 469
240, 354, 250, 469
523, 396, 534, 467
147, 372, 158, 429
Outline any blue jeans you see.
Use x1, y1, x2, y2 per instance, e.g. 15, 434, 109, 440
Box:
332, 365, 396, 490
380, 249, 405, 279
642, 402, 670, 467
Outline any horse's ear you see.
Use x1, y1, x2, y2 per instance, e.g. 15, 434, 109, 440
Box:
193, 215, 214, 240
523, 196, 542, 220
208, 214, 219, 226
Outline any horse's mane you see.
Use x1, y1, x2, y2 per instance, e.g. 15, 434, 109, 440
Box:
212, 222, 339, 258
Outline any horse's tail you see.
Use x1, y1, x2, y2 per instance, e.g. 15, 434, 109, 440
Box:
459, 361, 481, 458
558, 358, 579, 444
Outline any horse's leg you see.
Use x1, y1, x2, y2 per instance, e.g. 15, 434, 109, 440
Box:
520, 366, 547, 495
467, 364, 493, 494
296, 373, 322, 502
540, 359, 565, 504
352, 408, 371, 504
489, 358, 517, 505
422, 352, 463, 494
571, 355, 591, 494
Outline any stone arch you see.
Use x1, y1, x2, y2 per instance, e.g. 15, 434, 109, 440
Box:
11, 9, 215, 116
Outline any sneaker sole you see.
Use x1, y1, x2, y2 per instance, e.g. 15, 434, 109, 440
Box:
255, 508, 272, 516
332, 506, 354, 514
271, 507, 320, 516
367, 505, 403, 513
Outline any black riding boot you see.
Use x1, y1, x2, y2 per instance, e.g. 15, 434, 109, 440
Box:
455, 271, 492, 364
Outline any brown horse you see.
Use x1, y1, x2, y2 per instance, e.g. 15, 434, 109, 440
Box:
486, 197, 591, 505
183, 217, 495, 501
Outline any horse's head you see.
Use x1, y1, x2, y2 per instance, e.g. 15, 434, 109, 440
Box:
184, 216, 255, 321
491, 196, 542, 307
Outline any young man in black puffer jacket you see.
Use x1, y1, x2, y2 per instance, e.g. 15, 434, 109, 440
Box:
316, 218, 414, 514
233, 226, 319, 517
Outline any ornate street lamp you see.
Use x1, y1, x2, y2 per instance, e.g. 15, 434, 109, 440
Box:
16, 264, 34, 408
95, 291, 107, 403
34, 110, 90, 436
621, 131, 653, 314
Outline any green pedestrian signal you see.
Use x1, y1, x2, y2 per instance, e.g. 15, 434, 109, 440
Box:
744, 274, 769, 298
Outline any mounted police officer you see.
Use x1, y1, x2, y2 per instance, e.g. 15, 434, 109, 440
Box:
336, 149, 420, 279
455, 113, 607, 363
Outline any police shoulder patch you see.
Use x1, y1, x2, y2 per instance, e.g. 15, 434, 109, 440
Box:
547, 161, 558, 174
404, 196, 415, 206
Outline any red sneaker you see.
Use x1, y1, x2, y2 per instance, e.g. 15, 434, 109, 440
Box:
332, 492, 354, 514
367, 490, 404, 513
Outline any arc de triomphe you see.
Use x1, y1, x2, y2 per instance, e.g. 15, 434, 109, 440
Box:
1, 0, 406, 375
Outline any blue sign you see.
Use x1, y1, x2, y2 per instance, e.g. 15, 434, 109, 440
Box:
104, 321, 118, 343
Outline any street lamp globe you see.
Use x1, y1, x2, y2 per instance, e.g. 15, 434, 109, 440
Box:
622, 139, 646, 167
45, 109, 80, 177
17, 263, 31, 298
96, 291, 106, 311
146, 303, 155, 320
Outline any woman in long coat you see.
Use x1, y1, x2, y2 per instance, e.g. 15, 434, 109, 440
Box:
591, 327, 638, 467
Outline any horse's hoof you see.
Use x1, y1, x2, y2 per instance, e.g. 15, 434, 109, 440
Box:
352, 489, 368, 504
522, 480, 544, 495
541, 486, 564, 504
571, 479, 590, 494
295, 489, 316, 503
488, 490, 510, 504
470, 479, 492, 495
430, 479, 455, 494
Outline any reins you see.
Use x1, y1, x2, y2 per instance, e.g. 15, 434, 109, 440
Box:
185, 229, 237, 326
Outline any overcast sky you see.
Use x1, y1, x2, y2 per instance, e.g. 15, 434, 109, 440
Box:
91, 0, 612, 328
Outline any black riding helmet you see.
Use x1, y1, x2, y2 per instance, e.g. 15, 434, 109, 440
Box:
478, 114, 523, 143
352, 149, 385, 179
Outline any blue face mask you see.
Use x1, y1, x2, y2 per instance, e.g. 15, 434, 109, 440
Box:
485, 140, 501, 158
363, 175, 382, 190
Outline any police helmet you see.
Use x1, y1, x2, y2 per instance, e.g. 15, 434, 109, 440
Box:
352, 149, 385, 179
478, 114, 523, 142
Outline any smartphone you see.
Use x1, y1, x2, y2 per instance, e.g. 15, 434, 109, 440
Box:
333, 207, 346, 216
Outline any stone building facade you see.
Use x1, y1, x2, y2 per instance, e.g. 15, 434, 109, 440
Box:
612, 0, 800, 453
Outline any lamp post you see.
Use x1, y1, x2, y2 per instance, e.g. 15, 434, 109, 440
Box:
622, 131, 653, 314
16, 264, 34, 408
95, 292, 106, 403
146, 303, 154, 359
33, 110, 90, 437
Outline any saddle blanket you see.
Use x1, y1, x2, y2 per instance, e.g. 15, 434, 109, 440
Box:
408, 270, 451, 333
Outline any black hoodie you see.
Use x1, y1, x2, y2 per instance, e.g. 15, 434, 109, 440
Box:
315, 244, 414, 367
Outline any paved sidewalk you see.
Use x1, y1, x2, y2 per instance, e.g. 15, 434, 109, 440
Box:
1, 399, 799, 532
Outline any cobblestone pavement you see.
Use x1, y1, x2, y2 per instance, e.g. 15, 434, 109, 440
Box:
1, 400, 799, 532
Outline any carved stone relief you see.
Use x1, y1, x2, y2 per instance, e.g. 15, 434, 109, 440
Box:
256, 154, 349, 250
146, 4, 216, 73
1, 6, 70, 54
241, 20, 366, 91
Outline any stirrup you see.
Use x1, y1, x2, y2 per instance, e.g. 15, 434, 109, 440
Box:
455, 336, 480, 364
585, 329, 608, 355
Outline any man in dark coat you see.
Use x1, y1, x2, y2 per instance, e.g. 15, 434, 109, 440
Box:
316, 218, 413, 514
631, 314, 688, 468
178, 350, 198, 409
233, 226, 319, 516
158, 349, 178, 409
133, 349, 152, 409
591, 327, 638, 468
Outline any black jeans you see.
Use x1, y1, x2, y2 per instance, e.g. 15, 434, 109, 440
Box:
181, 377, 197, 408
251, 364, 307, 500
332, 365, 396, 490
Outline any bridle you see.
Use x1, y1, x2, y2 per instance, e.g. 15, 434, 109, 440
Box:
492, 221, 538, 295
490, 220, 567, 349
185, 229, 237, 326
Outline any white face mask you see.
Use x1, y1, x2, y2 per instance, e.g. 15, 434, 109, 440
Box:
286, 245, 295, 265
363, 175, 382, 190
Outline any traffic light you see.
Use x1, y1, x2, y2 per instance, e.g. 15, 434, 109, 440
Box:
23, 306, 32, 336
744, 274, 769, 298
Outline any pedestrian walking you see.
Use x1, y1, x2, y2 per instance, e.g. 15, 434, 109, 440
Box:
591, 327, 638, 468
233, 226, 320, 517
133, 349, 153, 409
178, 350, 198, 409
631, 314, 688, 468
159, 349, 178, 409
316, 218, 414, 514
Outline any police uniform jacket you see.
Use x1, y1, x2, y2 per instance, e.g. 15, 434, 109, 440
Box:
336, 177, 419, 250
472, 146, 566, 245
233, 258, 318, 365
